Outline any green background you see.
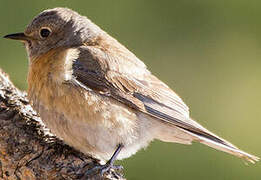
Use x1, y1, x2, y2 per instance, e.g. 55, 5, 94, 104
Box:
1, 0, 260, 179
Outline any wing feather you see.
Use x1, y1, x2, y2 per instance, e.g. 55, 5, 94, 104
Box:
71, 45, 259, 163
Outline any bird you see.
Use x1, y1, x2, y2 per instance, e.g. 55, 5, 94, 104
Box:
4, 7, 259, 176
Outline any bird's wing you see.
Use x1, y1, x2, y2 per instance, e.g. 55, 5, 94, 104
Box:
72, 45, 190, 121
71, 45, 259, 163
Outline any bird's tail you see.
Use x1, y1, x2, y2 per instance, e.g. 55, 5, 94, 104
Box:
180, 122, 260, 163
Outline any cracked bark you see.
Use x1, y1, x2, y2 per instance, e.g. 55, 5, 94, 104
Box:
0, 69, 125, 180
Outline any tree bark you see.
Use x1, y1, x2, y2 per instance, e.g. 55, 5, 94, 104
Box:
0, 69, 125, 180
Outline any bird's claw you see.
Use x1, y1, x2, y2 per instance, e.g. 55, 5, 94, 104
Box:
83, 163, 123, 179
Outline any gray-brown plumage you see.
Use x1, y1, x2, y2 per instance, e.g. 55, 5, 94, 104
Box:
4, 7, 259, 167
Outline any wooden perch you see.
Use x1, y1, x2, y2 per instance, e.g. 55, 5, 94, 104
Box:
0, 69, 125, 180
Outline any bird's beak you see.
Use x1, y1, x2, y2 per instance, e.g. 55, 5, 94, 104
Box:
3, 33, 31, 41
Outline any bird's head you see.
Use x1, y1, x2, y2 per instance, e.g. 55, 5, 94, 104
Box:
4, 7, 101, 61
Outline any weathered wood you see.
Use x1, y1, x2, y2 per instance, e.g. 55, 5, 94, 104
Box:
0, 69, 125, 180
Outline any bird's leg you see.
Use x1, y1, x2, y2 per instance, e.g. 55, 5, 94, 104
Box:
83, 144, 124, 178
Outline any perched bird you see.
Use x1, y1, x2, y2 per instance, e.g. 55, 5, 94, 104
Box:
4, 7, 259, 175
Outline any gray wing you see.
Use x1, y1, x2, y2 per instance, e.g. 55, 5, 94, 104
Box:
71, 45, 259, 163
72, 46, 189, 117
71, 45, 226, 144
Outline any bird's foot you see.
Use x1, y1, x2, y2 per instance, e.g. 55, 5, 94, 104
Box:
82, 144, 124, 179
83, 162, 123, 179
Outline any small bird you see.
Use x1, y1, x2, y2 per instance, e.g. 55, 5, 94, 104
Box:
4, 7, 259, 175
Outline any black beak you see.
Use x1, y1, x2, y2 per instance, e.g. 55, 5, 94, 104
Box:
3, 33, 31, 41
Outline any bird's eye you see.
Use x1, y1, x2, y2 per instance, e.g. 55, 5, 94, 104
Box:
40, 28, 51, 38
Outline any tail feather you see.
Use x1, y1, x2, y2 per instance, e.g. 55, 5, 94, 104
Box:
181, 127, 259, 164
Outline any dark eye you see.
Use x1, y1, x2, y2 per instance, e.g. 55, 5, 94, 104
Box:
40, 28, 51, 38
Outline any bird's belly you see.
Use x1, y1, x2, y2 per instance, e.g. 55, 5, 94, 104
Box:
31, 87, 154, 161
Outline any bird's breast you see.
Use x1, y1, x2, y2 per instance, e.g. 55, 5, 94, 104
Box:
26, 48, 153, 160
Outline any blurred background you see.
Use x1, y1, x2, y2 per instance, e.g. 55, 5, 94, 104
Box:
0, 0, 260, 179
